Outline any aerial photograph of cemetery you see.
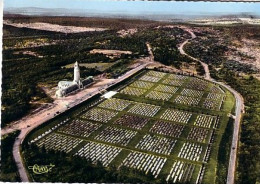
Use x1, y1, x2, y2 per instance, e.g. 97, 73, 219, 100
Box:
1, 1, 260, 184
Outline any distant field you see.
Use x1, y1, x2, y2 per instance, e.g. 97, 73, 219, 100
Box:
25, 70, 235, 183
4, 21, 108, 34
64, 59, 126, 72
65, 62, 115, 72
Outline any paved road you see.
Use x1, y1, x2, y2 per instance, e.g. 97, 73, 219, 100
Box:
13, 131, 30, 182
178, 32, 211, 80
179, 27, 244, 184
4, 59, 152, 182
222, 83, 244, 184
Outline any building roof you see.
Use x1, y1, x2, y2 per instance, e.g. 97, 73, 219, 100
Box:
58, 81, 75, 89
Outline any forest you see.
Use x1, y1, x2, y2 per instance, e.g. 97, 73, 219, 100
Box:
0, 131, 21, 182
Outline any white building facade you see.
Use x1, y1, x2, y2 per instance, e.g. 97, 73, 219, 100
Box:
55, 61, 93, 97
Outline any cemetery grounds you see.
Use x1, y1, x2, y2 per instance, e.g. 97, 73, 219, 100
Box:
24, 69, 235, 183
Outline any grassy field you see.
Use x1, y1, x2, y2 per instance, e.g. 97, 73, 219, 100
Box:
65, 62, 115, 72
25, 69, 235, 183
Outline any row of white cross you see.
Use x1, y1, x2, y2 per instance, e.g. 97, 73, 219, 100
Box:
120, 86, 146, 96
174, 95, 200, 106
161, 109, 192, 124
128, 103, 161, 117
178, 142, 203, 161
186, 79, 209, 91
95, 126, 137, 146
150, 120, 185, 138
181, 88, 204, 98
166, 160, 195, 183
203, 99, 221, 110
139, 75, 161, 83
146, 90, 173, 101
81, 108, 118, 123
121, 151, 167, 178
187, 127, 210, 143
135, 134, 177, 155
36, 133, 83, 153
30, 118, 70, 144
114, 114, 149, 130
98, 98, 132, 111
75, 141, 122, 167
194, 115, 215, 128
58, 119, 101, 138
130, 80, 154, 89
162, 78, 185, 86
154, 84, 179, 94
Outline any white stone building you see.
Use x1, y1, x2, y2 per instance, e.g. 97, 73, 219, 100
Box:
55, 61, 93, 97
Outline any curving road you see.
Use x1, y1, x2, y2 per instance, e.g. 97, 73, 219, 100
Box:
178, 27, 244, 184
178, 30, 211, 80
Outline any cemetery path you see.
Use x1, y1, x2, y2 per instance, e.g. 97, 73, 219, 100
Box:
179, 27, 244, 184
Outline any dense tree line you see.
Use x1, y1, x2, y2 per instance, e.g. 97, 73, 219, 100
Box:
135, 27, 191, 44
223, 60, 258, 73
97, 36, 148, 56
184, 37, 228, 66
0, 131, 21, 182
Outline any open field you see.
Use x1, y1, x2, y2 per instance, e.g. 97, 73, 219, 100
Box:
4, 20, 108, 33
25, 70, 235, 183
192, 18, 260, 26
65, 62, 115, 72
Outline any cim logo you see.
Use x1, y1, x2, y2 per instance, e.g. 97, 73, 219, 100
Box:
28, 164, 55, 174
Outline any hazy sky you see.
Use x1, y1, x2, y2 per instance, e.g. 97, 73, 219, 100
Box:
4, 0, 260, 15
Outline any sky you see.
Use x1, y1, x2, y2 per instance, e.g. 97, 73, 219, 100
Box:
4, 0, 260, 16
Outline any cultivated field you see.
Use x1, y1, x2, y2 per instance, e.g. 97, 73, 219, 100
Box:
27, 70, 234, 183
